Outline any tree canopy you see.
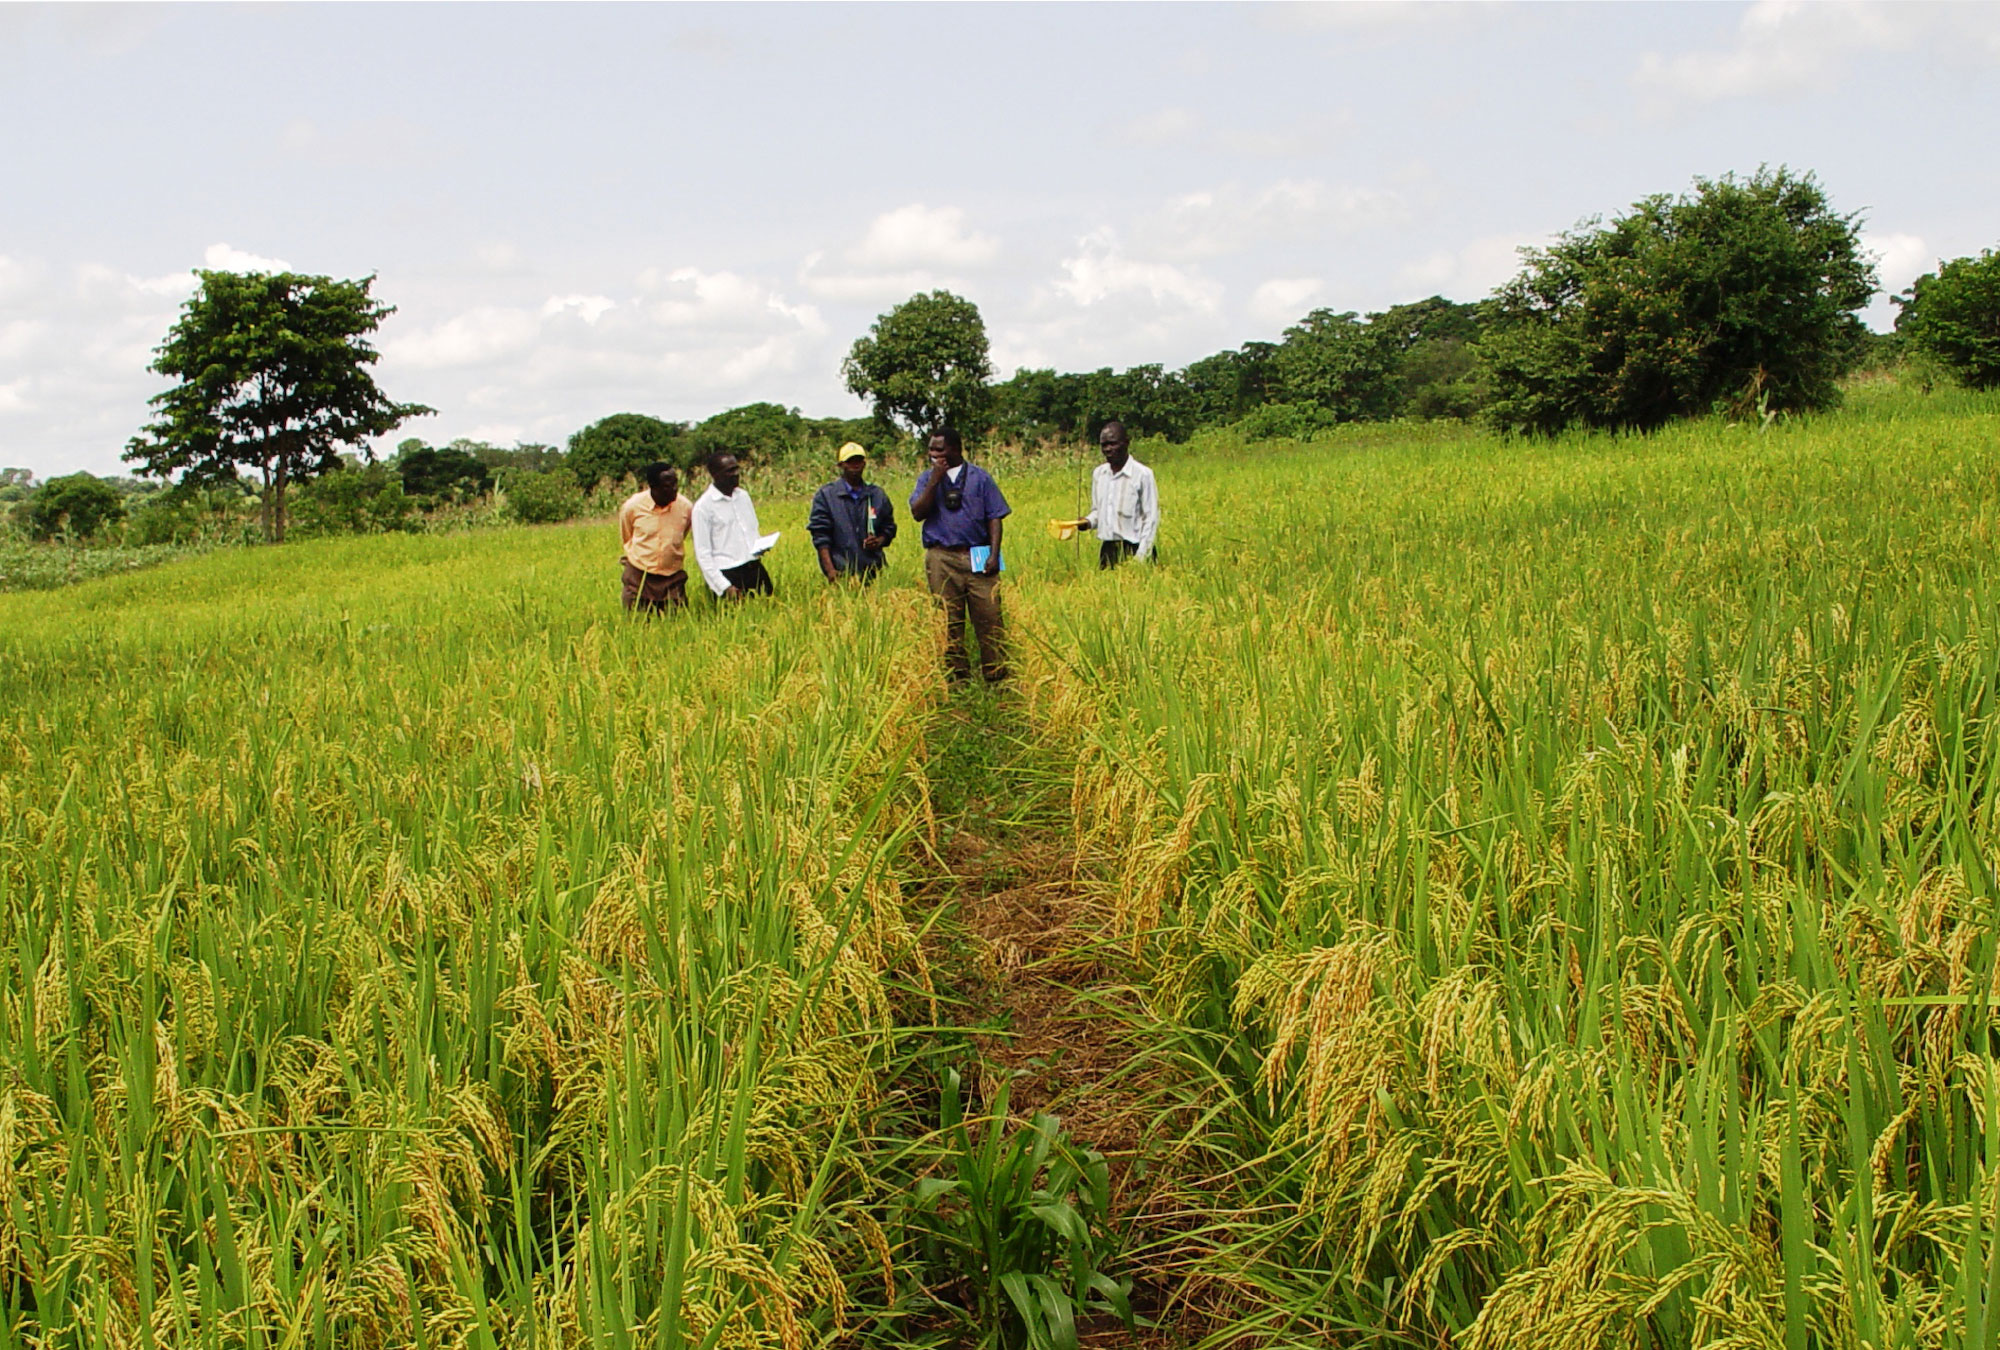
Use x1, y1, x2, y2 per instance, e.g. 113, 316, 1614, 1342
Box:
1481, 168, 1876, 436
842, 290, 994, 436
28, 473, 125, 540
1895, 248, 2000, 390
124, 270, 430, 541
566, 413, 688, 489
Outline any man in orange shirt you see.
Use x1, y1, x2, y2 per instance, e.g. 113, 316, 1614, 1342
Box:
618, 461, 694, 613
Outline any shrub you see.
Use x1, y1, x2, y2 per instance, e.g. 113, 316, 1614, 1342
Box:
502, 469, 587, 524
395, 443, 493, 501
1482, 167, 1875, 435
289, 464, 420, 538
1229, 402, 1337, 443
28, 473, 125, 540
1895, 248, 2000, 390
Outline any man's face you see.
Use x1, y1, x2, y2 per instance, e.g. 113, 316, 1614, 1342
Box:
1099, 425, 1130, 469
711, 456, 741, 494
928, 435, 962, 468
651, 469, 679, 504
839, 457, 867, 486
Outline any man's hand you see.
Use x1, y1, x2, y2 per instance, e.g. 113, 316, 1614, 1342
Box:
820, 564, 839, 583
724, 585, 743, 600
981, 554, 1000, 577
928, 447, 949, 473
861, 534, 884, 550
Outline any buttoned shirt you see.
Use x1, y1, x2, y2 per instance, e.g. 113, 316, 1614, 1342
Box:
691, 484, 766, 596
1090, 457, 1160, 559
911, 462, 1010, 549
617, 490, 693, 576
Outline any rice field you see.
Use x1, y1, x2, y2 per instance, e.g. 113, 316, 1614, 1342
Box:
6, 382, 2000, 1348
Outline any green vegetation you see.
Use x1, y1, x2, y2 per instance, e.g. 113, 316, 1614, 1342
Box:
1010, 380, 2000, 1345
9, 384, 2000, 1347
1481, 168, 1875, 435
124, 270, 432, 542
1898, 248, 2000, 391
23, 471, 125, 540
843, 290, 996, 436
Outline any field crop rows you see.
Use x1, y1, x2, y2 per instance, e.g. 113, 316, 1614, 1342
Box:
0, 531, 951, 1345
1017, 384, 2000, 1346
5, 383, 2000, 1348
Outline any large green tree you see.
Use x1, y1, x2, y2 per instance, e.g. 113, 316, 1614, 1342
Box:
125, 271, 431, 541
1481, 168, 1876, 436
1275, 309, 1398, 423
566, 413, 687, 489
1895, 248, 2000, 390
842, 290, 993, 436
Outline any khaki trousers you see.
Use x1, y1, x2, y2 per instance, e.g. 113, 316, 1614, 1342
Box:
923, 547, 1008, 682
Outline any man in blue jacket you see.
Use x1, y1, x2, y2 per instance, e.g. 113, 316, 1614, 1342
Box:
909, 426, 1010, 682
808, 442, 897, 583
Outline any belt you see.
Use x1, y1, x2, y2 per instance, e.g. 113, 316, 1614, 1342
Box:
925, 544, 972, 553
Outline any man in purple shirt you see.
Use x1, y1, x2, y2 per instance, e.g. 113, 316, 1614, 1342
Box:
909, 426, 1010, 682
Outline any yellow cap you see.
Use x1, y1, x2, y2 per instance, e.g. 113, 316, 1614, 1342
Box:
837, 442, 867, 463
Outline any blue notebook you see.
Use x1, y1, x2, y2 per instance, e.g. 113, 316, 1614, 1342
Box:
968, 545, 1005, 573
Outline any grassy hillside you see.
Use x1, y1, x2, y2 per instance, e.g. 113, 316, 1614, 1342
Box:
6, 384, 2000, 1347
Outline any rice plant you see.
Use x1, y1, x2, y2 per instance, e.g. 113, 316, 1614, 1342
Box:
1004, 384, 2000, 1347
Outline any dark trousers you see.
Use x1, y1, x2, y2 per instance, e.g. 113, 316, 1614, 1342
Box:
924, 547, 1007, 682
622, 562, 688, 613
721, 559, 774, 597
1099, 539, 1153, 569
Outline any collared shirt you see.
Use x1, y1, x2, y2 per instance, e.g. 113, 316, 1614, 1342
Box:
1090, 457, 1160, 558
618, 490, 693, 576
691, 483, 766, 596
911, 462, 1010, 549
807, 478, 897, 575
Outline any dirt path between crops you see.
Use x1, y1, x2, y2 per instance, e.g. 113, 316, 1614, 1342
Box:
921, 692, 1183, 1348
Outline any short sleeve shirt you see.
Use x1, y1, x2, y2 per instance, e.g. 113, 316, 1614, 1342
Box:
911, 463, 1010, 549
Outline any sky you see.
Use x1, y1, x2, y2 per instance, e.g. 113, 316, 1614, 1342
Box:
3, 1, 1998, 479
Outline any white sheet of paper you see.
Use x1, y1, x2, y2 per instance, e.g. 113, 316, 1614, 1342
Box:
753, 532, 781, 556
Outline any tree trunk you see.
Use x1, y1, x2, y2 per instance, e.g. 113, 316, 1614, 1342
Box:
260, 461, 274, 543
274, 456, 289, 544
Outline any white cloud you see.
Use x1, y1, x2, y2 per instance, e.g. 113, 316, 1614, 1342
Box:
203, 243, 292, 273
1140, 180, 1410, 260
384, 307, 543, 371
1248, 278, 1326, 327
376, 266, 831, 435
475, 242, 526, 273
1053, 229, 1222, 312
541, 294, 617, 325
1630, 1, 1991, 106
796, 257, 937, 305
1865, 231, 1931, 297
797, 204, 1000, 304
1396, 232, 1546, 299
1259, 2, 1521, 41
1211, 111, 1358, 160
129, 271, 198, 297
1119, 107, 1200, 147
849, 204, 999, 270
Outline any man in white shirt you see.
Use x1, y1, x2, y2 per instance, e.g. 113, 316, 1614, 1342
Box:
1081, 420, 1160, 568
691, 453, 775, 600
